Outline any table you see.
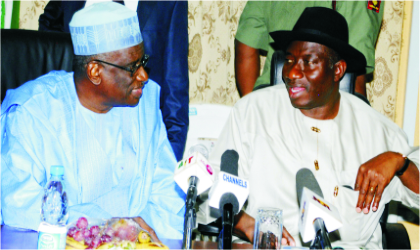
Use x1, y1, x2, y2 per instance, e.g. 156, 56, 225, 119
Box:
1, 225, 254, 249
192, 241, 252, 249
1, 225, 182, 249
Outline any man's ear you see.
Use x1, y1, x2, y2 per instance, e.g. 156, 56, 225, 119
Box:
86, 62, 102, 85
334, 59, 347, 82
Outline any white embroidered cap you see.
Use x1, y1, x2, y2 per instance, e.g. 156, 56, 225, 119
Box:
69, 1, 142, 56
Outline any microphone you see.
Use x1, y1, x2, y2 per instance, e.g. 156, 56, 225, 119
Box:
208, 150, 249, 249
296, 168, 342, 249
174, 150, 215, 249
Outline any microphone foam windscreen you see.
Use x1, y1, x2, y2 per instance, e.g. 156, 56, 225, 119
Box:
220, 150, 239, 176
296, 168, 324, 206
219, 192, 240, 214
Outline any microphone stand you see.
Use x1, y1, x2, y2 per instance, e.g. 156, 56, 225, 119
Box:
218, 203, 233, 249
182, 176, 198, 250
310, 218, 332, 250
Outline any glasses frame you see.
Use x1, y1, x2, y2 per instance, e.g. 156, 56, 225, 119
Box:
92, 54, 149, 77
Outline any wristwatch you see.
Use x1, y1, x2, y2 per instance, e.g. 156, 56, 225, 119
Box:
396, 153, 410, 176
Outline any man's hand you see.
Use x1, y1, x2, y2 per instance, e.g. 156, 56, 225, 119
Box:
354, 151, 413, 214
132, 217, 160, 243
233, 211, 295, 246
112, 217, 160, 242
280, 227, 295, 247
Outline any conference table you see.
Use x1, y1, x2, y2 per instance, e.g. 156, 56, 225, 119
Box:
1, 225, 253, 249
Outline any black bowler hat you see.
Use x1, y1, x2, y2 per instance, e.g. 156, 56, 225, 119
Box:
270, 7, 367, 72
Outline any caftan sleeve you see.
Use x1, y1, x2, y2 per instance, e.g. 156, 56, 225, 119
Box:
1, 104, 112, 230
138, 119, 186, 240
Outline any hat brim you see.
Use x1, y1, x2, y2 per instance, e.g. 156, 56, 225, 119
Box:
270, 30, 367, 73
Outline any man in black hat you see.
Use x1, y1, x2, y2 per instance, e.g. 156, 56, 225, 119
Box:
234, 1, 383, 97
202, 7, 419, 248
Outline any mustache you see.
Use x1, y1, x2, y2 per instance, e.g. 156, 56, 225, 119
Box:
285, 81, 304, 88
283, 77, 293, 84
133, 80, 148, 89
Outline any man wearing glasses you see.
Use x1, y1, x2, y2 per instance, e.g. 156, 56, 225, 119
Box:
1, 2, 185, 241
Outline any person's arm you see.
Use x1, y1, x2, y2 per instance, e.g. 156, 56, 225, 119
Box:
354, 74, 367, 97
233, 210, 295, 246
1, 105, 116, 230
234, 1, 270, 97
233, 210, 254, 242
138, 107, 186, 240
2, 134, 159, 242
235, 40, 261, 97
337, 1, 383, 97
354, 150, 419, 214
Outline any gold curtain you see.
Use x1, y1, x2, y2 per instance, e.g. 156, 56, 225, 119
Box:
188, 1, 246, 106
18, 0, 47, 30
366, 1, 408, 125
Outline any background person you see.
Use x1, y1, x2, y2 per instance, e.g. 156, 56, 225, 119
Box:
235, 1, 383, 97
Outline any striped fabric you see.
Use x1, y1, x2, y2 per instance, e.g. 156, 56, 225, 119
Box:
1, 0, 20, 29
69, 1, 142, 55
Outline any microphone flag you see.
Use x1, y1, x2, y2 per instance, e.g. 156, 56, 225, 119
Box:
298, 187, 342, 243
174, 152, 215, 195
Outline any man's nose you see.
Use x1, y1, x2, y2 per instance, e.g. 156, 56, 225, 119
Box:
136, 66, 149, 83
285, 61, 303, 80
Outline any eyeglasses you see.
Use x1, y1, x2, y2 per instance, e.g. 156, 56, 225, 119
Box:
92, 54, 149, 77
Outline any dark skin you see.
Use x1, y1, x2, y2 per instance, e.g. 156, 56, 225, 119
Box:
74, 44, 160, 241
233, 211, 295, 246
233, 41, 419, 245
354, 152, 419, 214
282, 41, 345, 119
235, 40, 261, 97
75, 43, 149, 113
234, 39, 368, 97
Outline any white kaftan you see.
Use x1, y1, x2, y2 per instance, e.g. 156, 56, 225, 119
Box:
203, 84, 419, 249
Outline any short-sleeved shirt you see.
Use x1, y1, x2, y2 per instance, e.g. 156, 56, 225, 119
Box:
236, 1, 383, 88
